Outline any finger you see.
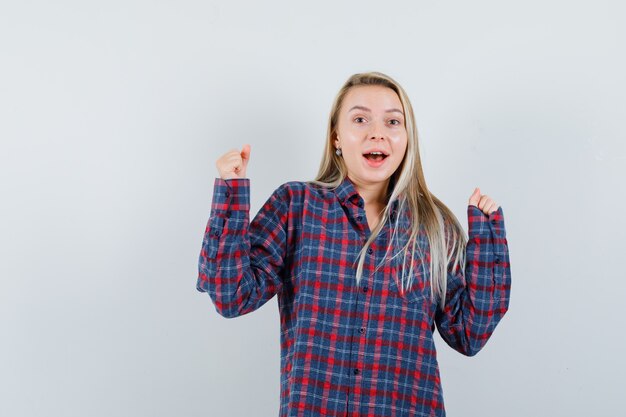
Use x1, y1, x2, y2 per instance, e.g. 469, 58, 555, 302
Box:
222, 149, 239, 159
227, 154, 243, 164
217, 152, 237, 168
478, 195, 490, 211
240, 146, 251, 170
484, 198, 496, 214
221, 155, 243, 172
241, 144, 251, 161
468, 187, 481, 206
231, 157, 243, 172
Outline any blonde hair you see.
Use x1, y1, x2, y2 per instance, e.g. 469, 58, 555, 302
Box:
310, 71, 467, 308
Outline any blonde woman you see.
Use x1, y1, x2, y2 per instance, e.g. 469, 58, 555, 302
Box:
197, 71, 511, 417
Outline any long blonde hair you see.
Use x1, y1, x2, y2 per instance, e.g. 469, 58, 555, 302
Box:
310, 71, 467, 308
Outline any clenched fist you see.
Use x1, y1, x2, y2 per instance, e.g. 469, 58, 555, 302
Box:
216, 144, 251, 180
468, 187, 499, 216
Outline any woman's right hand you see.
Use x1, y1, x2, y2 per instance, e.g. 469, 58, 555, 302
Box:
216, 144, 251, 179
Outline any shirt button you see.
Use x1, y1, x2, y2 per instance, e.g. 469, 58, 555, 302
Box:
212, 229, 220, 237
362, 286, 368, 293
367, 247, 373, 255
357, 200, 363, 208
359, 327, 365, 334
495, 257, 500, 264
356, 215, 363, 222
225, 191, 230, 198
353, 368, 360, 375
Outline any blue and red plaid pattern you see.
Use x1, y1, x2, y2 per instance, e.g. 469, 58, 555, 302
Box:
197, 176, 511, 417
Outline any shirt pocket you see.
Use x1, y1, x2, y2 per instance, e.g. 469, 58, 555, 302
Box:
388, 254, 430, 304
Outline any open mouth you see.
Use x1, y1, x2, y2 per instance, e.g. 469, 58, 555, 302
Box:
362, 151, 389, 162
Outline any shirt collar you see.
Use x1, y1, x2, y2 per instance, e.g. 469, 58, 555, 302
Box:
333, 176, 401, 214
334, 176, 361, 206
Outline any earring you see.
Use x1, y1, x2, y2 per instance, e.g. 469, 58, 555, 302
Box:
335, 148, 342, 156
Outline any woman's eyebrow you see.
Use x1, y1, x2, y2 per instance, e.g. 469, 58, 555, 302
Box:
348, 105, 404, 115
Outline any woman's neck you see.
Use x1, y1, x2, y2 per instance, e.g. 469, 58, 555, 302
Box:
349, 175, 389, 207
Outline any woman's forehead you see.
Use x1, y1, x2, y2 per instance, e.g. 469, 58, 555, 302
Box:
342, 86, 402, 112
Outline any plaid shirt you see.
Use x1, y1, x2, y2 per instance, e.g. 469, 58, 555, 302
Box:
197, 176, 511, 417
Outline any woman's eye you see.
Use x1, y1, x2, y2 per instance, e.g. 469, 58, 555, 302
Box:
389, 119, 401, 125
354, 117, 365, 123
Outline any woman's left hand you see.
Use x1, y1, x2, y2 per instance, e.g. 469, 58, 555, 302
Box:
468, 187, 499, 215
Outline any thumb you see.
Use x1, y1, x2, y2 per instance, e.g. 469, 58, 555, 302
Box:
468, 187, 481, 206
240, 144, 251, 167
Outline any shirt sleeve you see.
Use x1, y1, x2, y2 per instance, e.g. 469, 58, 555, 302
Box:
434, 205, 511, 356
196, 178, 290, 318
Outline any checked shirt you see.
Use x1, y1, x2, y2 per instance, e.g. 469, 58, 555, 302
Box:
197, 175, 511, 417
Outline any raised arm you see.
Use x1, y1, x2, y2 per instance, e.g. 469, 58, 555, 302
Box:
196, 145, 290, 318
434, 190, 511, 356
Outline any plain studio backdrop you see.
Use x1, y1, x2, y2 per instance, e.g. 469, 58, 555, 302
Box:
1, 1, 624, 416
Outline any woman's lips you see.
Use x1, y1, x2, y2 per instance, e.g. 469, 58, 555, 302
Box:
363, 154, 387, 168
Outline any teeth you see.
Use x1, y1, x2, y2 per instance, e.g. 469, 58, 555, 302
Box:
369, 151, 383, 155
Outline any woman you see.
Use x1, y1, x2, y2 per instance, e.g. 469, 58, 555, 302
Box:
197, 71, 511, 417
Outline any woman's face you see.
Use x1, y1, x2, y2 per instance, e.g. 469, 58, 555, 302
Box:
335, 85, 408, 191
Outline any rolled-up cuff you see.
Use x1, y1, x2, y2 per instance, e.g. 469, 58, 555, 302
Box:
467, 205, 506, 238
210, 178, 250, 214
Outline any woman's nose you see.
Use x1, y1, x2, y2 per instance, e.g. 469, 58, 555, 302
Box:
369, 121, 385, 140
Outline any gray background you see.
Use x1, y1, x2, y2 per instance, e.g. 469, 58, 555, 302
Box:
1, 0, 624, 416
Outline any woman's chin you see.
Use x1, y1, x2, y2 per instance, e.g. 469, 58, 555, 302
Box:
351, 170, 393, 186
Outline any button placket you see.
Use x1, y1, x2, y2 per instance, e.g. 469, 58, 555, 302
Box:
350, 195, 365, 228
350, 216, 372, 383
490, 217, 502, 237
